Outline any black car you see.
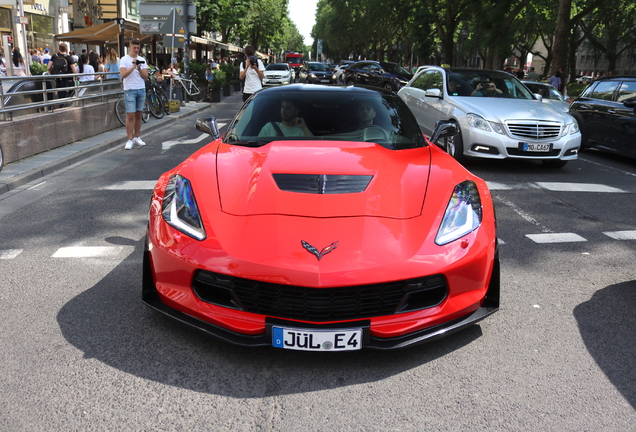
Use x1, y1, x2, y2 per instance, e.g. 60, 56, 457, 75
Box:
569, 76, 636, 158
298, 62, 336, 84
343, 61, 412, 91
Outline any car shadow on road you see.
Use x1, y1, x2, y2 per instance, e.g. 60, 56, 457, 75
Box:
573, 280, 636, 409
57, 238, 483, 398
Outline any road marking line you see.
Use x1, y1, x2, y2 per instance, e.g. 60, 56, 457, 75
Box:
603, 230, 636, 240
0, 249, 23, 259
525, 233, 587, 243
493, 194, 552, 233
52, 246, 124, 258
161, 126, 226, 151
534, 182, 626, 193
578, 157, 636, 177
102, 181, 157, 190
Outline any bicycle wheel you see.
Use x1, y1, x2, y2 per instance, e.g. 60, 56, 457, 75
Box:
147, 90, 164, 119
142, 98, 150, 123
190, 82, 205, 102
115, 97, 126, 126
158, 88, 170, 114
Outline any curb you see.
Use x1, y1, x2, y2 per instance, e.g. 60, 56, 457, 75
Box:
0, 100, 221, 196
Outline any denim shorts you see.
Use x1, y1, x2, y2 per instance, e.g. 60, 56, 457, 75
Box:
124, 88, 146, 113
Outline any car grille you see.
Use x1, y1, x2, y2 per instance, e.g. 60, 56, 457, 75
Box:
268, 75, 282, 79
273, 174, 373, 194
506, 121, 561, 140
192, 271, 448, 321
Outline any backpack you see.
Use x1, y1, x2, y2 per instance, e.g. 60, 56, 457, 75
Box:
50, 54, 69, 75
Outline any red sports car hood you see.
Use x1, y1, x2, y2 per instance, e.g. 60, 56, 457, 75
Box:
216, 141, 431, 218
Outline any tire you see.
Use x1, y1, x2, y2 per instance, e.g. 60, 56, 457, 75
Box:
147, 91, 164, 119
115, 97, 126, 126
444, 124, 468, 165
191, 83, 205, 102
383, 82, 394, 91
142, 98, 150, 123
158, 89, 170, 114
0, 144, 4, 172
542, 159, 568, 169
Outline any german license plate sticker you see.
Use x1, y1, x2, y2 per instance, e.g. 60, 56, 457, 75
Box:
521, 142, 551, 152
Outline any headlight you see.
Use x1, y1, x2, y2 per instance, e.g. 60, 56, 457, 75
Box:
489, 121, 505, 135
569, 121, 579, 134
467, 113, 492, 132
310, 73, 316, 79
332, 74, 337, 80
161, 174, 206, 241
435, 181, 482, 246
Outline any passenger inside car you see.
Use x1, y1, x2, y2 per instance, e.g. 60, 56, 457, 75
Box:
258, 98, 312, 137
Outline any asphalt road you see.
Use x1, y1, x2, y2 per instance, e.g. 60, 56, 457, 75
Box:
0, 100, 635, 431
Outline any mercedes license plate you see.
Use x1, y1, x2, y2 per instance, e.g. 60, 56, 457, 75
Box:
522, 142, 551, 152
320, 79, 330, 83
272, 326, 362, 351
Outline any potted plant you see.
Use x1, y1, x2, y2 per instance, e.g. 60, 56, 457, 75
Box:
221, 63, 240, 92
209, 69, 226, 102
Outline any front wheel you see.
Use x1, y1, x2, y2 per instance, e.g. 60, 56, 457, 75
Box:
444, 124, 468, 165
142, 98, 150, 123
191, 83, 205, 102
147, 91, 164, 119
115, 97, 126, 126
0, 144, 4, 172
383, 82, 394, 91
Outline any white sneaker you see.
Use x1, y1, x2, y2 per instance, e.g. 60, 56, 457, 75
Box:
124, 140, 134, 150
134, 137, 146, 146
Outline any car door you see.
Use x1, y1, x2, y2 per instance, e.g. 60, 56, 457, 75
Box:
355, 64, 373, 85
399, 71, 431, 134
612, 80, 636, 156
418, 70, 446, 136
576, 80, 620, 145
366, 64, 384, 88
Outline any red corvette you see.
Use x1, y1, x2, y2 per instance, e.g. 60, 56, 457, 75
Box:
143, 84, 499, 351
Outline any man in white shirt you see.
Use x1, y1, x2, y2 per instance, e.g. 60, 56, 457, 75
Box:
239, 45, 264, 102
119, 38, 148, 150
42, 48, 51, 65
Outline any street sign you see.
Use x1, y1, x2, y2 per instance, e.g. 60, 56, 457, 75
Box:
14, 16, 29, 25
161, 9, 185, 49
139, 1, 196, 34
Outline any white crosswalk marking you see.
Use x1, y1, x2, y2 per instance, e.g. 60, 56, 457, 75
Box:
487, 181, 626, 193
101, 181, 157, 190
603, 230, 636, 240
0, 249, 23, 259
52, 246, 124, 258
525, 233, 587, 243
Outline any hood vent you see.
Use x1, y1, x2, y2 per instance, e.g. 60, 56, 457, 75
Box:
273, 174, 373, 194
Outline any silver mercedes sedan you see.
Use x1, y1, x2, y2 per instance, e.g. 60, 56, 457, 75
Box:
398, 66, 581, 168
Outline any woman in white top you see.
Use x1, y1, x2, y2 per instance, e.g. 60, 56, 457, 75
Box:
78, 53, 95, 82
11, 48, 28, 76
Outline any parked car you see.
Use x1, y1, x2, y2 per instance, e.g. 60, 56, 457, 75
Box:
576, 76, 593, 85
522, 80, 571, 113
262, 63, 294, 86
398, 66, 582, 168
298, 62, 336, 84
334, 60, 355, 83
343, 60, 411, 91
569, 75, 636, 158
142, 84, 500, 351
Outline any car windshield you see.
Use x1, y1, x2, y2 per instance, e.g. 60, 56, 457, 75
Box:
309, 63, 331, 72
447, 70, 535, 99
224, 89, 427, 150
524, 83, 564, 101
266, 64, 289, 71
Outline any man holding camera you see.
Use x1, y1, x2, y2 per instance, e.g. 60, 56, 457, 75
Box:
239, 45, 265, 102
119, 38, 149, 150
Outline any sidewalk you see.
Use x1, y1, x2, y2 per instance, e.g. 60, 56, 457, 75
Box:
0, 94, 241, 195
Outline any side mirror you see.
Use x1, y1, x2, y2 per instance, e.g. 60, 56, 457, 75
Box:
534, 93, 543, 102
196, 116, 221, 140
623, 98, 636, 108
429, 121, 458, 144
425, 88, 442, 98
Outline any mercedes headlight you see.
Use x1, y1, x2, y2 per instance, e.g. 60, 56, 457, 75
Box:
435, 181, 482, 246
161, 174, 206, 241
467, 113, 492, 132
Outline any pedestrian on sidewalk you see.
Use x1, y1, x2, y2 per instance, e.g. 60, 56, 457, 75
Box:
47, 43, 77, 101
119, 38, 148, 150
239, 45, 264, 102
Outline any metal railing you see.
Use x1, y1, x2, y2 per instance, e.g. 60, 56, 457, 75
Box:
0, 71, 123, 121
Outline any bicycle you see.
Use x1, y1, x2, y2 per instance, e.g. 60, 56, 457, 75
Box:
115, 94, 150, 126
146, 76, 168, 119
169, 75, 205, 102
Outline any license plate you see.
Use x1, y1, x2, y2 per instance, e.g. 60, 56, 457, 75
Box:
320, 79, 330, 83
272, 326, 362, 351
267, 80, 278, 84
522, 142, 551, 152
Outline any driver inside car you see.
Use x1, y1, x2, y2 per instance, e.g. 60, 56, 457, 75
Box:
356, 101, 377, 128
258, 99, 313, 137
